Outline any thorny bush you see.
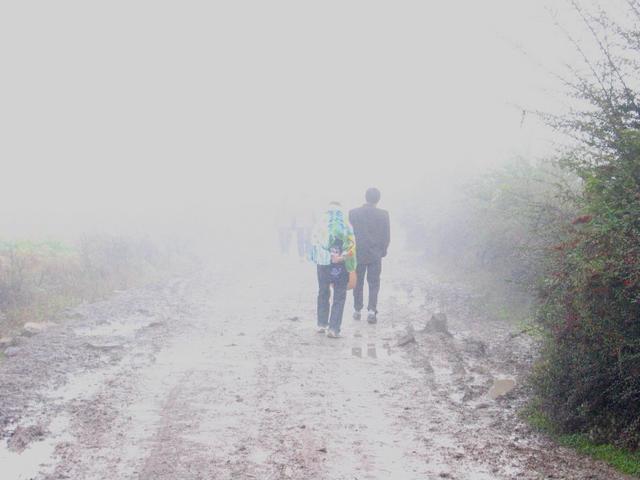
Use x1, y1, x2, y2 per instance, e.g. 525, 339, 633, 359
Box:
532, 1, 640, 449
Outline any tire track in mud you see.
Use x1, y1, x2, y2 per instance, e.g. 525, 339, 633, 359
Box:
0, 275, 203, 480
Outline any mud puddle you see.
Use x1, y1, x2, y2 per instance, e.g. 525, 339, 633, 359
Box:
488, 378, 516, 400
0, 416, 71, 480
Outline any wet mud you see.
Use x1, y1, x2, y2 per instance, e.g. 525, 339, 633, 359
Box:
0, 256, 631, 479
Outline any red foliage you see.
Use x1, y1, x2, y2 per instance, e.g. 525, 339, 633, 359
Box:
572, 215, 593, 225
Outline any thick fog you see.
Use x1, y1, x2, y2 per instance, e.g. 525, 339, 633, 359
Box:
0, 1, 616, 247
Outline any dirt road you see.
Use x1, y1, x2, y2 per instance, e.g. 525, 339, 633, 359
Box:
0, 254, 629, 479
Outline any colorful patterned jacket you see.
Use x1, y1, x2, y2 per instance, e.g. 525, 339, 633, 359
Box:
308, 205, 357, 272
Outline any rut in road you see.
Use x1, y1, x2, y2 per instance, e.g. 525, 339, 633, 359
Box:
0, 255, 630, 479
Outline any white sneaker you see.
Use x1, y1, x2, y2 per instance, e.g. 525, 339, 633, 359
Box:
317, 326, 327, 334
326, 329, 341, 338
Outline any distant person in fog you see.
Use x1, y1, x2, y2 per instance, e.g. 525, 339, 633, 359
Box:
349, 188, 390, 323
275, 198, 295, 254
293, 199, 316, 261
308, 201, 357, 338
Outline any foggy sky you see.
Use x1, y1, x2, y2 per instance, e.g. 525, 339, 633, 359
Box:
0, 1, 619, 238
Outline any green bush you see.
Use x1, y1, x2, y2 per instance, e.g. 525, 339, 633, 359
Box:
533, 130, 640, 449
402, 158, 576, 314
529, 0, 640, 450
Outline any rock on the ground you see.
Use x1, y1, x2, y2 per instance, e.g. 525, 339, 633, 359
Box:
23, 322, 57, 336
397, 333, 416, 347
4, 347, 21, 357
85, 342, 124, 352
423, 312, 450, 335
0, 336, 14, 347
398, 325, 417, 347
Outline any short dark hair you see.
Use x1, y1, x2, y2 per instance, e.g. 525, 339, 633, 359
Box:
365, 187, 381, 204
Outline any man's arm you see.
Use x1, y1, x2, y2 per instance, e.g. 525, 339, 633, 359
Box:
382, 211, 391, 257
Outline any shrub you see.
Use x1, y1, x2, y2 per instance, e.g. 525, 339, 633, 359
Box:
0, 235, 192, 335
531, 1, 640, 450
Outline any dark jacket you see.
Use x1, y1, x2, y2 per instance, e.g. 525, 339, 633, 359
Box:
349, 204, 390, 265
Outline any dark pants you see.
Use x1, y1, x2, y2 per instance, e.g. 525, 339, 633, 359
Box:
354, 260, 382, 313
317, 264, 348, 333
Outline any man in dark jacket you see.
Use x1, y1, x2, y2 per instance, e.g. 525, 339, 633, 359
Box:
349, 188, 390, 323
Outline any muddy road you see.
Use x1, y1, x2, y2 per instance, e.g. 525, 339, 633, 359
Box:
0, 254, 629, 479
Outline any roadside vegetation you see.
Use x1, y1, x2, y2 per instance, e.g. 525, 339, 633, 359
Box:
0, 235, 195, 337
405, 0, 640, 473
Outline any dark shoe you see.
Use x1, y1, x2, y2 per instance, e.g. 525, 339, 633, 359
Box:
367, 311, 377, 324
353, 310, 361, 321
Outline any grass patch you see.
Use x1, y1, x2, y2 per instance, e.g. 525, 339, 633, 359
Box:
522, 404, 640, 477
0, 235, 196, 337
559, 434, 640, 476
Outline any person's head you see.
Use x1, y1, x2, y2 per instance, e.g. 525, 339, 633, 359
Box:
328, 200, 342, 210
365, 187, 381, 205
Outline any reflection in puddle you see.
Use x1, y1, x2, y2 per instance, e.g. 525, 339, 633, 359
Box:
0, 416, 71, 480
350, 342, 394, 360
367, 343, 377, 359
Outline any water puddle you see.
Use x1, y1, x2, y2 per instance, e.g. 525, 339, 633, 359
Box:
0, 416, 71, 480
73, 313, 157, 338
488, 378, 516, 399
350, 341, 395, 361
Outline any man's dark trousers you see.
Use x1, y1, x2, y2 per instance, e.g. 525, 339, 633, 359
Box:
317, 264, 348, 333
354, 259, 382, 313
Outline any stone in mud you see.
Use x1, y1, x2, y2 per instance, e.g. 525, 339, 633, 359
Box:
7, 424, 46, 452
463, 338, 487, 357
397, 333, 416, 347
423, 312, 450, 335
23, 321, 57, 336
4, 347, 21, 357
397, 325, 416, 347
85, 342, 124, 351
145, 321, 165, 329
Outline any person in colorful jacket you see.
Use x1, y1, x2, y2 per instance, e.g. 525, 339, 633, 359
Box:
308, 201, 357, 338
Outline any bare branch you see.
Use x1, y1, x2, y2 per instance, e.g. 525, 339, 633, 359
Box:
553, 3, 614, 109
569, 0, 632, 95
626, 0, 640, 21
